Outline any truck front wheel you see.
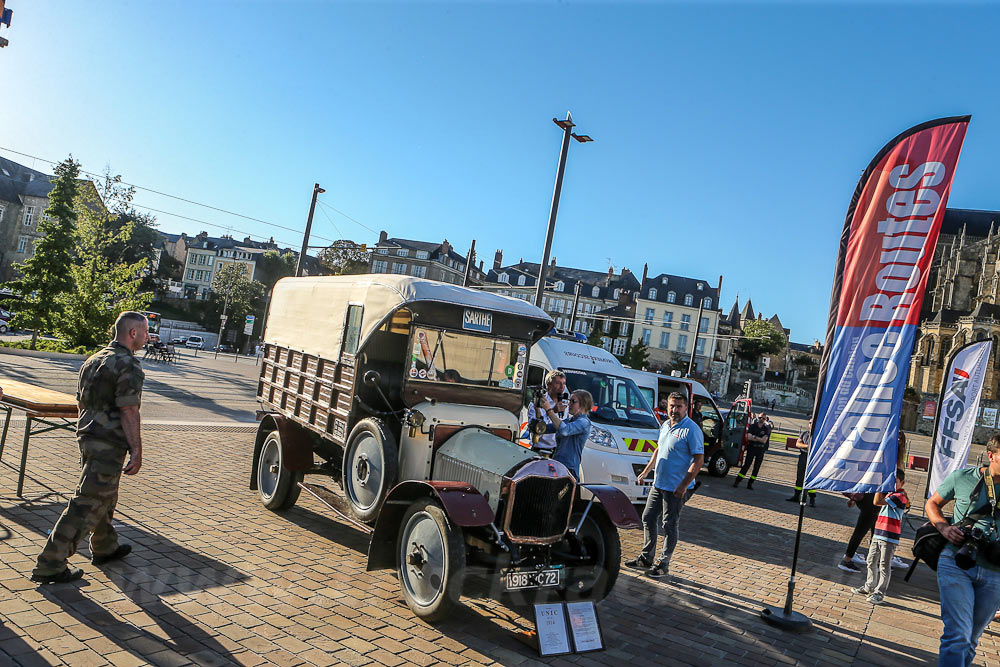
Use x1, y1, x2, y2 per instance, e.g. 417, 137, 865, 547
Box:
560, 508, 621, 601
396, 498, 466, 621
257, 431, 302, 511
708, 452, 730, 477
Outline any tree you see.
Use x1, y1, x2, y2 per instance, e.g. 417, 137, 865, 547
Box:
736, 319, 786, 361
318, 240, 371, 275
586, 323, 605, 348
212, 263, 264, 346
254, 249, 296, 291
7, 157, 81, 348
57, 184, 153, 348
622, 340, 650, 370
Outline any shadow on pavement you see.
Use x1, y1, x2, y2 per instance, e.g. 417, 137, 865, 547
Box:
1, 499, 245, 666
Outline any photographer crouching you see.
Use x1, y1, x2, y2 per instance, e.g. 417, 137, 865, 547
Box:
925, 435, 1000, 666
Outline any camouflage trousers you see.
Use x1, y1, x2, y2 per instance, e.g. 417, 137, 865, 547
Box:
33, 438, 127, 576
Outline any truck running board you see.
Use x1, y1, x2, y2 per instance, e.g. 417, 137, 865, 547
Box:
297, 482, 374, 535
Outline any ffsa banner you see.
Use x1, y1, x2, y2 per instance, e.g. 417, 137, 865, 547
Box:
927, 339, 992, 497
805, 116, 970, 493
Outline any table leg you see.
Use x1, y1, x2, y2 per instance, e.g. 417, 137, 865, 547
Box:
0, 405, 11, 461
16, 417, 30, 498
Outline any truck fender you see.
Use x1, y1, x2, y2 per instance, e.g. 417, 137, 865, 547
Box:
250, 414, 314, 490
366, 480, 494, 571
580, 483, 641, 529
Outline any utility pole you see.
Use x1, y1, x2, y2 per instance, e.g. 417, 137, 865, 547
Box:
687, 299, 706, 377
214, 296, 229, 360
462, 239, 477, 287
534, 112, 593, 308
295, 183, 325, 277
568, 282, 582, 331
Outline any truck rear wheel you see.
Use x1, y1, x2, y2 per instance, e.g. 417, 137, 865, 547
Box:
343, 418, 398, 522
396, 498, 465, 622
708, 452, 730, 477
560, 508, 620, 601
257, 431, 302, 511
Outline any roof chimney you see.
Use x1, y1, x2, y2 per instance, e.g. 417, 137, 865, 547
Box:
493, 249, 503, 271
378, 230, 388, 244
641, 263, 648, 285
478, 260, 484, 271
551, 257, 557, 268
717, 275, 723, 302
441, 239, 452, 256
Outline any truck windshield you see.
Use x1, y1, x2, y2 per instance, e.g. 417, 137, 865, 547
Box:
408, 326, 526, 391
561, 369, 659, 429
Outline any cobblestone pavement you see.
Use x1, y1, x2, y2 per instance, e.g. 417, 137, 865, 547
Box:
2, 423, 1000, 666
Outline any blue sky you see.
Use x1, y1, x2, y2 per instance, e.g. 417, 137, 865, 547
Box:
2, 1, 997, 342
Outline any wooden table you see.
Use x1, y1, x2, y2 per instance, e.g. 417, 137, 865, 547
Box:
0, 379, 78, 497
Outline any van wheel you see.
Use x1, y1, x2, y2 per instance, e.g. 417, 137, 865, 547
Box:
343, 418, 398, 522
0, 324, 7, 334
709, 452, 730, 477
397, 498, 465, 621
559, 508, 620, 601
257, 431, 302, 510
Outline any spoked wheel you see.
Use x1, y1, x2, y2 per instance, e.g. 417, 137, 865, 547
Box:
343, 418, 398, 522
257, 431, 302, 511
396, 498, 466, 622
558, 508, 620, 601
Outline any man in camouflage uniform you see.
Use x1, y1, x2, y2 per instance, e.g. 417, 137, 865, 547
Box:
31, 312, 148, 583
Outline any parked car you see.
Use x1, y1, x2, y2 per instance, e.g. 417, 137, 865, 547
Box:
0, 318, 9, 334
185, 336, 204, 349
252, 275, 639, 621
214, 344, 232, 353
170, 336, 188, 345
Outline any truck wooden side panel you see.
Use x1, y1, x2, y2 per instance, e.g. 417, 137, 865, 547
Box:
257, 343, 356, 446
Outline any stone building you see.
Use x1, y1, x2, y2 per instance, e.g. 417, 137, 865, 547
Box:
371, 231, 486, 285
909, 208, 1000, 401
0, 157, 55, 281
632, 274, 722, 374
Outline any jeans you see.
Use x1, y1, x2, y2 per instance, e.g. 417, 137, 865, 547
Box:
641, 487, 684, 566
937, 550, 1000, 666
864, 539, 895, 596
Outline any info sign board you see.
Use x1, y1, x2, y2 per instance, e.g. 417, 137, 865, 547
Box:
533, 602, 604, 656
244, 315, 255, 335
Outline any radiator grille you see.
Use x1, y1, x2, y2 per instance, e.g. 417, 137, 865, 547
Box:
506, 476, 574, 542
435, 454, 495, 499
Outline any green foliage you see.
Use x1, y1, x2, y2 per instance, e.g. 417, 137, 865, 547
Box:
254, 249, 296, 290
736, 319, 786, 361
792, 353, 818, 378
57, 185, 153, 348
586, 324, 605, 348
318, 240, 371, 275
7, 157, 81, 346
212, 262, 264, 322
0, 339, 99, 356
622, 340, 650, 370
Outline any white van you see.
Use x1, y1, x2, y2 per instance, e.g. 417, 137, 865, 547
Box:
523, 337, 662, 503
628, 368, 752, 478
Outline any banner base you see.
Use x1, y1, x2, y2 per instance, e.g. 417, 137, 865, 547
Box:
760, 606, 813, 632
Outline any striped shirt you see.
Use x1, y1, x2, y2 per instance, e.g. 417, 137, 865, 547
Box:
873, 491, 909, 544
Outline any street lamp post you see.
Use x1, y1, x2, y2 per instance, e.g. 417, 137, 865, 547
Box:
534, 112, 593, 309
687, 299, 706, 377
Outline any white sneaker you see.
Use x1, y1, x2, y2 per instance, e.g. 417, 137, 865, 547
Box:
851, 553, 866, 565
890, 556, 908, 570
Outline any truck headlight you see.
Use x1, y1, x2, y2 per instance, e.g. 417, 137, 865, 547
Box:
587, 425, 618, 450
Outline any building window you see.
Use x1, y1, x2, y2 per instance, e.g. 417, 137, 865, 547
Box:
697, 283, 704, 291
498, 273, 509, 283
592, 286, 600, 297
620, 322, 630, 336
377, 248, 389, 255
663, 311, 673, 328
666, 291, 676, 303
0, 204, 5, 222
700, 316, 709, 333
555, 281, 565, 292
392, 262, 407, 274
614, 288, 621, 299
187, 269, 194, 280
677, 334, 688, 352
642, 328, 651, 345
684, 294, 694, 306
517, 275, 526, 286
696, 338, 706, 355
416, 250, 429, 259
649, 288, 657, 300
16, 236, 28, 254
23, 206, 35, 226
644, 308, 655, 322
410, 264, 427, 278
603, 319, 611, 334
703, 297, 712, 309
681, 314, 691, 331
397, 249, 409, 257
660, 332, 670, 349
613, 339, 626, 356
661, 276, 668, 285
372, 259, 388, 273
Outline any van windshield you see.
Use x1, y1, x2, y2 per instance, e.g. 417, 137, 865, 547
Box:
561, 368, 659, 430
407, 326, 526, 391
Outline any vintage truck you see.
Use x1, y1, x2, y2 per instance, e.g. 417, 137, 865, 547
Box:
250, 275, 640, 620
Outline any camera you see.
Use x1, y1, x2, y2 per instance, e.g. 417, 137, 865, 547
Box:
955, 526, 989, 570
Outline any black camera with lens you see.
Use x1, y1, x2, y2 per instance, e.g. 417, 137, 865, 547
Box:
955, 526, 988, 570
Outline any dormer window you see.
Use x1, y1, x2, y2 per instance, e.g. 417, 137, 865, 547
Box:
703, 297, 712, 309
661, 277, 668, 285
592, 286, 600, 298
613, 288, 621, 299
555, 281, 565, 292
649, 288, 657, 300
697, 283, 704, 290
667, 291, 676, 303
517, 275, 526, 286
499, 273, 509, 284
684, 294, 694, 306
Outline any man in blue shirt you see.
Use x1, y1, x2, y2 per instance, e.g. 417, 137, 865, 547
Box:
626, 391, 704, 578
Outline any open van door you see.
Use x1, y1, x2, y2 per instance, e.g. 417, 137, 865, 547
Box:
713, 398, 752, 476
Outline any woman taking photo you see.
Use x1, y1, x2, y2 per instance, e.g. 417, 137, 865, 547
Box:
540, 389, 594, 480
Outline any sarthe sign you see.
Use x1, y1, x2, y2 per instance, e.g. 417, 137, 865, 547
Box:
805, 116, 970, 493
927, 339, 992, 497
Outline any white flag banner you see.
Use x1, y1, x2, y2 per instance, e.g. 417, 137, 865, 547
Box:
928, 339, 993, 497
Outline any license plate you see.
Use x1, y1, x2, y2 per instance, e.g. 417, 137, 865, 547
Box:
504, 567, 561, 591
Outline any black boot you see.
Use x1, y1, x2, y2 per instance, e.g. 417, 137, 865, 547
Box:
747, 482, 754, 490
808, 494, 816, 507
732, 477, 741, 488
786, 492, 801, 502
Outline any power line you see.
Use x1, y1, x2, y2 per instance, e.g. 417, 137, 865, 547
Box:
315, 201, 345, 240
129, 202, 300, 249
317, 199, 379, 234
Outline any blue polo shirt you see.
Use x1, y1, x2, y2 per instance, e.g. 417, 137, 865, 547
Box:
653, 416, 704, 492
